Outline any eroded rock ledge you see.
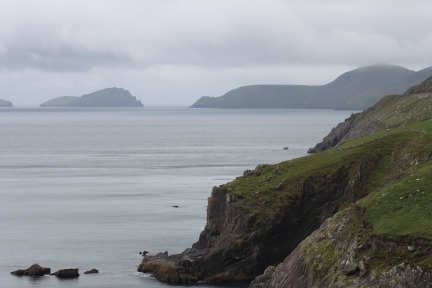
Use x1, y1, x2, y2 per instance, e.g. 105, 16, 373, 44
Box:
250, 205, 432, 288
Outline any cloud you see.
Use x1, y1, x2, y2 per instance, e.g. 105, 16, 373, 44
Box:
0, 0, 432, 105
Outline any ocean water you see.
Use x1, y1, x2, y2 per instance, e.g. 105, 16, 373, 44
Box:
0, 107, 354, 287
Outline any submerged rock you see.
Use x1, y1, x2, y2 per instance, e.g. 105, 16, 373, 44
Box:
10, 263, 50, 277
84, 268, 98, 274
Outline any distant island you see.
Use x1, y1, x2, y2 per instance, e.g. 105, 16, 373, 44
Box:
190, 63, 432, 110
40, 87, 143, 107
0, 99, 13, 107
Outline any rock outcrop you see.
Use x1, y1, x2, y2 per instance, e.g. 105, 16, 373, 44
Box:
10, 263, 51, 277
250, 204, 432, 288
0, 99, 13, 107
51, 268, 79, 278
84, 268, 98, 274
40, 87, 143, 107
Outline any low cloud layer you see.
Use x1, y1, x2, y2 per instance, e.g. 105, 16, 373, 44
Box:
1, 0, 432, 105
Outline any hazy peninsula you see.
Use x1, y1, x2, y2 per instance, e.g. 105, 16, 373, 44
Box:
40, 87, 143, 107
141, 76, 432, 287
191, 64, 432, 110
0, 99, 13, 107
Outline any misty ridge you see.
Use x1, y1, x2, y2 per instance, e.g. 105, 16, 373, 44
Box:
2, 63, 432, 110
39, 87, 143, 107
191, 63, 432, 110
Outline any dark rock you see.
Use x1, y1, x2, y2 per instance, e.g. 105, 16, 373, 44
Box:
84, 268, 98, 274
10, 263, 50, 277
52, 268, 79, 278
10, 269, 25, 276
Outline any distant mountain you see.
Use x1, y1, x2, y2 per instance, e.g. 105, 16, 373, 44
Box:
190, 64, 432, 110
40, 96, 79, 107
40, 88, 143, 107
0, 99, 13, 107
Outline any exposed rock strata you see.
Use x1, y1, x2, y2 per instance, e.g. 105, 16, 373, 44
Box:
250, 205, 432, 288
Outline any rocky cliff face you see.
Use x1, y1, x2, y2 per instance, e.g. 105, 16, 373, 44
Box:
250, 205, 432, 288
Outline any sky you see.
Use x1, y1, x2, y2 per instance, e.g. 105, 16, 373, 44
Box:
1, 0, 432, 106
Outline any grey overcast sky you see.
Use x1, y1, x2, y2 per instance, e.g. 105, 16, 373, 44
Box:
1, 0, 432, 106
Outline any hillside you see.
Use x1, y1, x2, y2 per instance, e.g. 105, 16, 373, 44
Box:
309, 75, 432, 153
40, 96, 79, 107
40, 88, 143, 107
190, 64, 432, 110
0, 99, 13, 107
139, 78, 432, 287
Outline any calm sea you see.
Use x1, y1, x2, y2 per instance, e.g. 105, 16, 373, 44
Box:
0, 107, 353, 287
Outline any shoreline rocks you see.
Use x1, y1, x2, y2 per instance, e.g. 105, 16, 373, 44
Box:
10, 263, 50, 277
84, 268, 99, 274
11, 264, 99, 279
51, 268, 80, 279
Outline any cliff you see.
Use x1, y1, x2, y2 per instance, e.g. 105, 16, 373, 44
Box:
190, 64, 432, 110
40, 88, 143, 107
139, 79, 432, 286
0, 99, 13, 107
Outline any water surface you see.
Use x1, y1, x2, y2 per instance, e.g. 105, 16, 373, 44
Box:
0, 107, 354, 287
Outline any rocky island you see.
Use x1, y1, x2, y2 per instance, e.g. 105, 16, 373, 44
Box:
0, 99, 13, 107
140, 76, 432, 287
190, 64, 432, 110
40, 87, 143, 107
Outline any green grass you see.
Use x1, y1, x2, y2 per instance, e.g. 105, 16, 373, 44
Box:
222, 115, 432, 237
360, 160, 432, 239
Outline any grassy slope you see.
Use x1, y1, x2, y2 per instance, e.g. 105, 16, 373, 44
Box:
360, 120, 432, 239
224, 118, 431, 229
